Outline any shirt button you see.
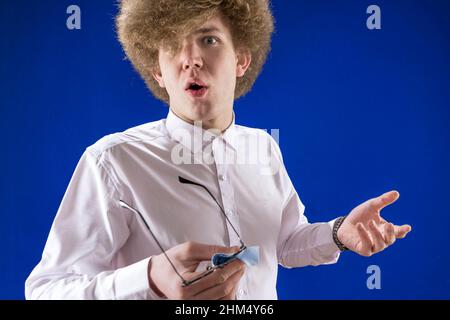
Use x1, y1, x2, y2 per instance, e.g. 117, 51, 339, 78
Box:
227, 210, 234, 216
219, 174, 227, 181
238, 289, 245, 295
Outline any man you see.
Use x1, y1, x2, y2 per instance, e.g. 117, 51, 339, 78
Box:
25, 0, 411, 300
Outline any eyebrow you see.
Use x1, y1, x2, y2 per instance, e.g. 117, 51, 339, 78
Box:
193, 27, 224, 35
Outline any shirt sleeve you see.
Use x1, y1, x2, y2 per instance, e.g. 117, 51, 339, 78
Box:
269, 136, 342, 268
276, 189, 341, 268
25, 150, 162, 300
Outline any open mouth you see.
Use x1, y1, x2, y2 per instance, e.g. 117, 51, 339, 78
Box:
186, 81, 208, 97
189, 83, 204, 91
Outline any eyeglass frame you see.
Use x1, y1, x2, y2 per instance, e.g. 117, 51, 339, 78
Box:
119, 175, 246, 287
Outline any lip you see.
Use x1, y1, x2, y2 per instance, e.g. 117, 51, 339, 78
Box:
185, 78, 208, 90
186, 86, 208, 98
185, 78, 209, 98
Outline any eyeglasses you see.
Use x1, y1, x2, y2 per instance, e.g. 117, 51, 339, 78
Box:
119, 176, 246, 287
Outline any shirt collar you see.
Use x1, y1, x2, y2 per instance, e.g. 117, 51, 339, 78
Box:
165, 108, 238, 154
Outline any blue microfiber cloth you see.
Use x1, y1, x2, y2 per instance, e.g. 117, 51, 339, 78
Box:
211, 246, 259, 267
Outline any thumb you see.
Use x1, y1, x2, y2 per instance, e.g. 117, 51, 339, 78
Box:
371, 190, 400, 211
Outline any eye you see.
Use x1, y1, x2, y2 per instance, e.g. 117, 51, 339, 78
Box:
203, 36, 219, 46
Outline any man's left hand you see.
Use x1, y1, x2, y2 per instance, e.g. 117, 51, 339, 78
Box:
337, 190, 411, 256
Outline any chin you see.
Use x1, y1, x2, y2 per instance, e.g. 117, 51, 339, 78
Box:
188, 104, 215, 122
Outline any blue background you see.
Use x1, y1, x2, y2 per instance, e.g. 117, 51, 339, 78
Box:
1, 0, 449, 299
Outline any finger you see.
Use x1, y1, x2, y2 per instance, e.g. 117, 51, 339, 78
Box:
384, 223, 396, 246
220, 285, 238, 300
193, 268, 245, 300
180, 242, 241, 261
219, 274, 240, 301
188, 259, 245, 297
394, 224, 412, 238
368, 220, 387, 253
370, 190, 400, 211
356, 223, 373, 256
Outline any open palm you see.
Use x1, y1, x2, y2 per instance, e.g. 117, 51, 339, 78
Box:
337, 191, 411, 256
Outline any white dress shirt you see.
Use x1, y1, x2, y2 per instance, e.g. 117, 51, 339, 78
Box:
25, 109, 341, 300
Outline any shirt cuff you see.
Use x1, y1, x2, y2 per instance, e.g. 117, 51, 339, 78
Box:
114, 257, 165, 300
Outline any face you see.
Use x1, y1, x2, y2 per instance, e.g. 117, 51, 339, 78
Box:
152, 14, 251, 131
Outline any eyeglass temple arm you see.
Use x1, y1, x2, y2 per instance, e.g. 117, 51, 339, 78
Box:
118, 200, 189, 286
178, 176, 245, 248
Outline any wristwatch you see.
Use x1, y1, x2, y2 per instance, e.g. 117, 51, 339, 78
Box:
333, 216, 349, 252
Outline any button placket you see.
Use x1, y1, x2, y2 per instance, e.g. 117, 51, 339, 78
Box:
222, 187, 241, 246
212, 138, 241, 247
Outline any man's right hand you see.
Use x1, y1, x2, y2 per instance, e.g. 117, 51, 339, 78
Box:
148, 241, 246, 300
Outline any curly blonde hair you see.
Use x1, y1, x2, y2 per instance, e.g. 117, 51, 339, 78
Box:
116, 0, 275, 104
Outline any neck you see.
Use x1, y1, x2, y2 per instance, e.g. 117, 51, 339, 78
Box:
171, 108, 233, 133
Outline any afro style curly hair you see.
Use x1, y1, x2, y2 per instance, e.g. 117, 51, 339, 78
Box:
116, 0, 275, 104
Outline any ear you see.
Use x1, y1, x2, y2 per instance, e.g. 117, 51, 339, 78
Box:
151, 68, 166, 88
236, 48, 252, 78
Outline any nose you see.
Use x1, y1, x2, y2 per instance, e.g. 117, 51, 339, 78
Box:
181, 41, 203, 71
